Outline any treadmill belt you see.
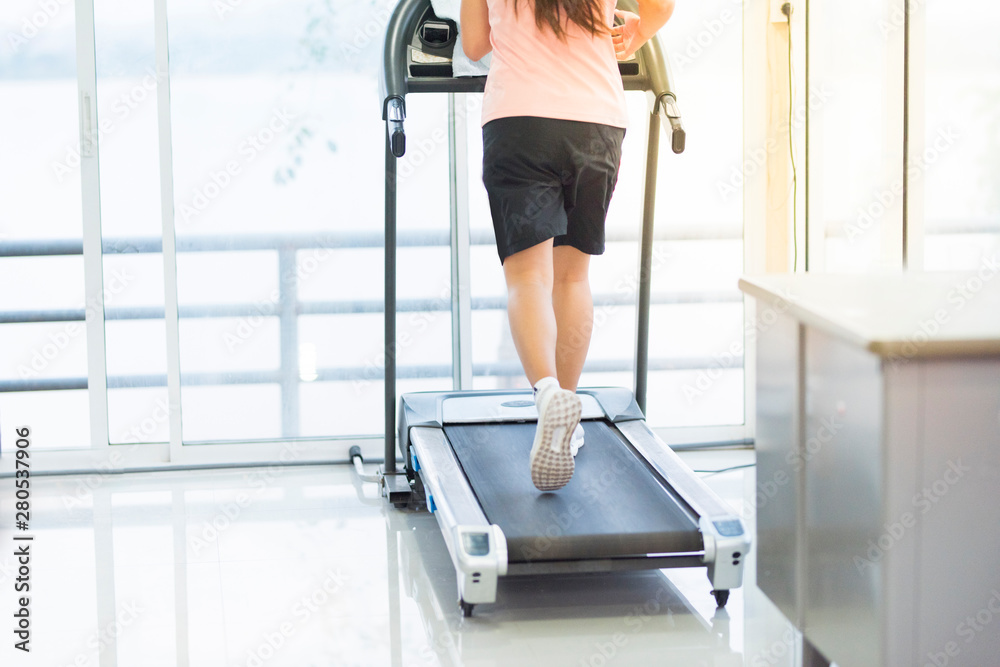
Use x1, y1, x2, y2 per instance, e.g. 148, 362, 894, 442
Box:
444, 421, 702, 563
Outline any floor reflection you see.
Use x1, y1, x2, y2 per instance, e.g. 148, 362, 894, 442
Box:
0, 450, 773, 667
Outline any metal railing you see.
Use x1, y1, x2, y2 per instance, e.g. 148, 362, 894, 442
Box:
824, 218, 1000, 238
1, 228, 745, 435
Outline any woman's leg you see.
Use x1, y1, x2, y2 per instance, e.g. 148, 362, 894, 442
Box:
502, 238, 558, 386
552, 245, 593, 392
505, 240, 582, 490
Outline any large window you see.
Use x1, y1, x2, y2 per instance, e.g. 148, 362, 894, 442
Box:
466, 0, 746, 431
0, 0, 750, 459
166, 0, 404, 442
94, 0, 170, 445
0, 0, 90, 450
807, 0, 1000, 273
648, 0, 744, 428
810, 0, 903, 272
921, 1, 1000, 270
12, 0, 931, 461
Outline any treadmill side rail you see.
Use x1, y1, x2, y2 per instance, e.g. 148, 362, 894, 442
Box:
617, 420, 750, 591
409, 426, 508, 605
617, 420, 742, 520
409, 427, 488, 527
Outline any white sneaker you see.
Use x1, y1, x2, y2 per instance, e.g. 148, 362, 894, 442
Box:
529, 377, 581, 491
570, 422, 584, 457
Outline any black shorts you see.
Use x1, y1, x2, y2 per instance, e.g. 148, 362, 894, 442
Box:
482, 116, 625, 264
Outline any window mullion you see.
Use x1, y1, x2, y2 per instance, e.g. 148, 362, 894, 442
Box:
153, 0, 185, 459
904, 0, 925, 270
76, 0, 110, 451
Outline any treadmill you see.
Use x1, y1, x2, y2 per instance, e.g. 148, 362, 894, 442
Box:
377, 0, 748, 617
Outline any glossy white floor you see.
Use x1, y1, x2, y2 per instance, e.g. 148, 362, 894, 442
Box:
1, 446, 812, 667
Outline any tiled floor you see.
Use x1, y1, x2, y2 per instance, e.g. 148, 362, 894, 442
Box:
1, 446, 806, 667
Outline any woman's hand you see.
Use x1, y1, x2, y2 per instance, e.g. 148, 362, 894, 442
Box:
612, 1, 675, 61
611, 10, 642, 61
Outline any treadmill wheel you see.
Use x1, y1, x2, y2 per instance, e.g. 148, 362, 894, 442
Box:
459, 599, 474, 617
712, 590, 730, 608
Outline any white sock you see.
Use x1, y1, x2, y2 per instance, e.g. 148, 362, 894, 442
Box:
570, 422, 585, 456
532, 376, 560, 404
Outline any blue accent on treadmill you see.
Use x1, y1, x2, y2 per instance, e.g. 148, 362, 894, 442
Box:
428, 494, 436, 513
410, 447, 420, 472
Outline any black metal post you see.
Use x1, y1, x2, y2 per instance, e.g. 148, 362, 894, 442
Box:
634, 112, 661, 415
385, 133, 397, 471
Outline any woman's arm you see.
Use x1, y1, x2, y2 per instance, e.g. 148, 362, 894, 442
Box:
612, 0, 675, 61
460, 0, 492, 60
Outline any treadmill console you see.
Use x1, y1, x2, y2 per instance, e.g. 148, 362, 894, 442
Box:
408, 7, 458, 78
406, 5, 640, 82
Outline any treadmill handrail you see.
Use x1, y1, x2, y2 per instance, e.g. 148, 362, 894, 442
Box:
379, 0, 685, 154
616, 0, 679, 105
379, 0, 425, 120
616, 0, 686, 154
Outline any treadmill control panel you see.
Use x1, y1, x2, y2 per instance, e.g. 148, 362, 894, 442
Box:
408, 7, 458, 78
407, 4, 639, 80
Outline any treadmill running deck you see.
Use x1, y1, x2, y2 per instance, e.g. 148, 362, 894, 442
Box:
444, 421, 703, 563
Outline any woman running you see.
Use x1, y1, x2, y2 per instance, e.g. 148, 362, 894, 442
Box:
460, 0, 675, 490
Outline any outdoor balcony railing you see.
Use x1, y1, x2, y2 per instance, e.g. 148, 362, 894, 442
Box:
3, 224, 737, 435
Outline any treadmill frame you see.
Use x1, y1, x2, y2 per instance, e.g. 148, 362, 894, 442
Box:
379, 0, 747, 614
399, 389, 749, 610
380, 0, 685, 474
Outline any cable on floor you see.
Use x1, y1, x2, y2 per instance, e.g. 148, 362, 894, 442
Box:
694, 463, 756, 476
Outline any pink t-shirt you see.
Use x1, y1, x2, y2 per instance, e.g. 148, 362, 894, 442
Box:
481, 0, 628, 128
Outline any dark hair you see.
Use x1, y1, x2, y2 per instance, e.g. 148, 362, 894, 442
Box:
517, 0, 609, 40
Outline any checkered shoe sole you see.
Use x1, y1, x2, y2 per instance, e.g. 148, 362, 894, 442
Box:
529, 389, 582, 491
